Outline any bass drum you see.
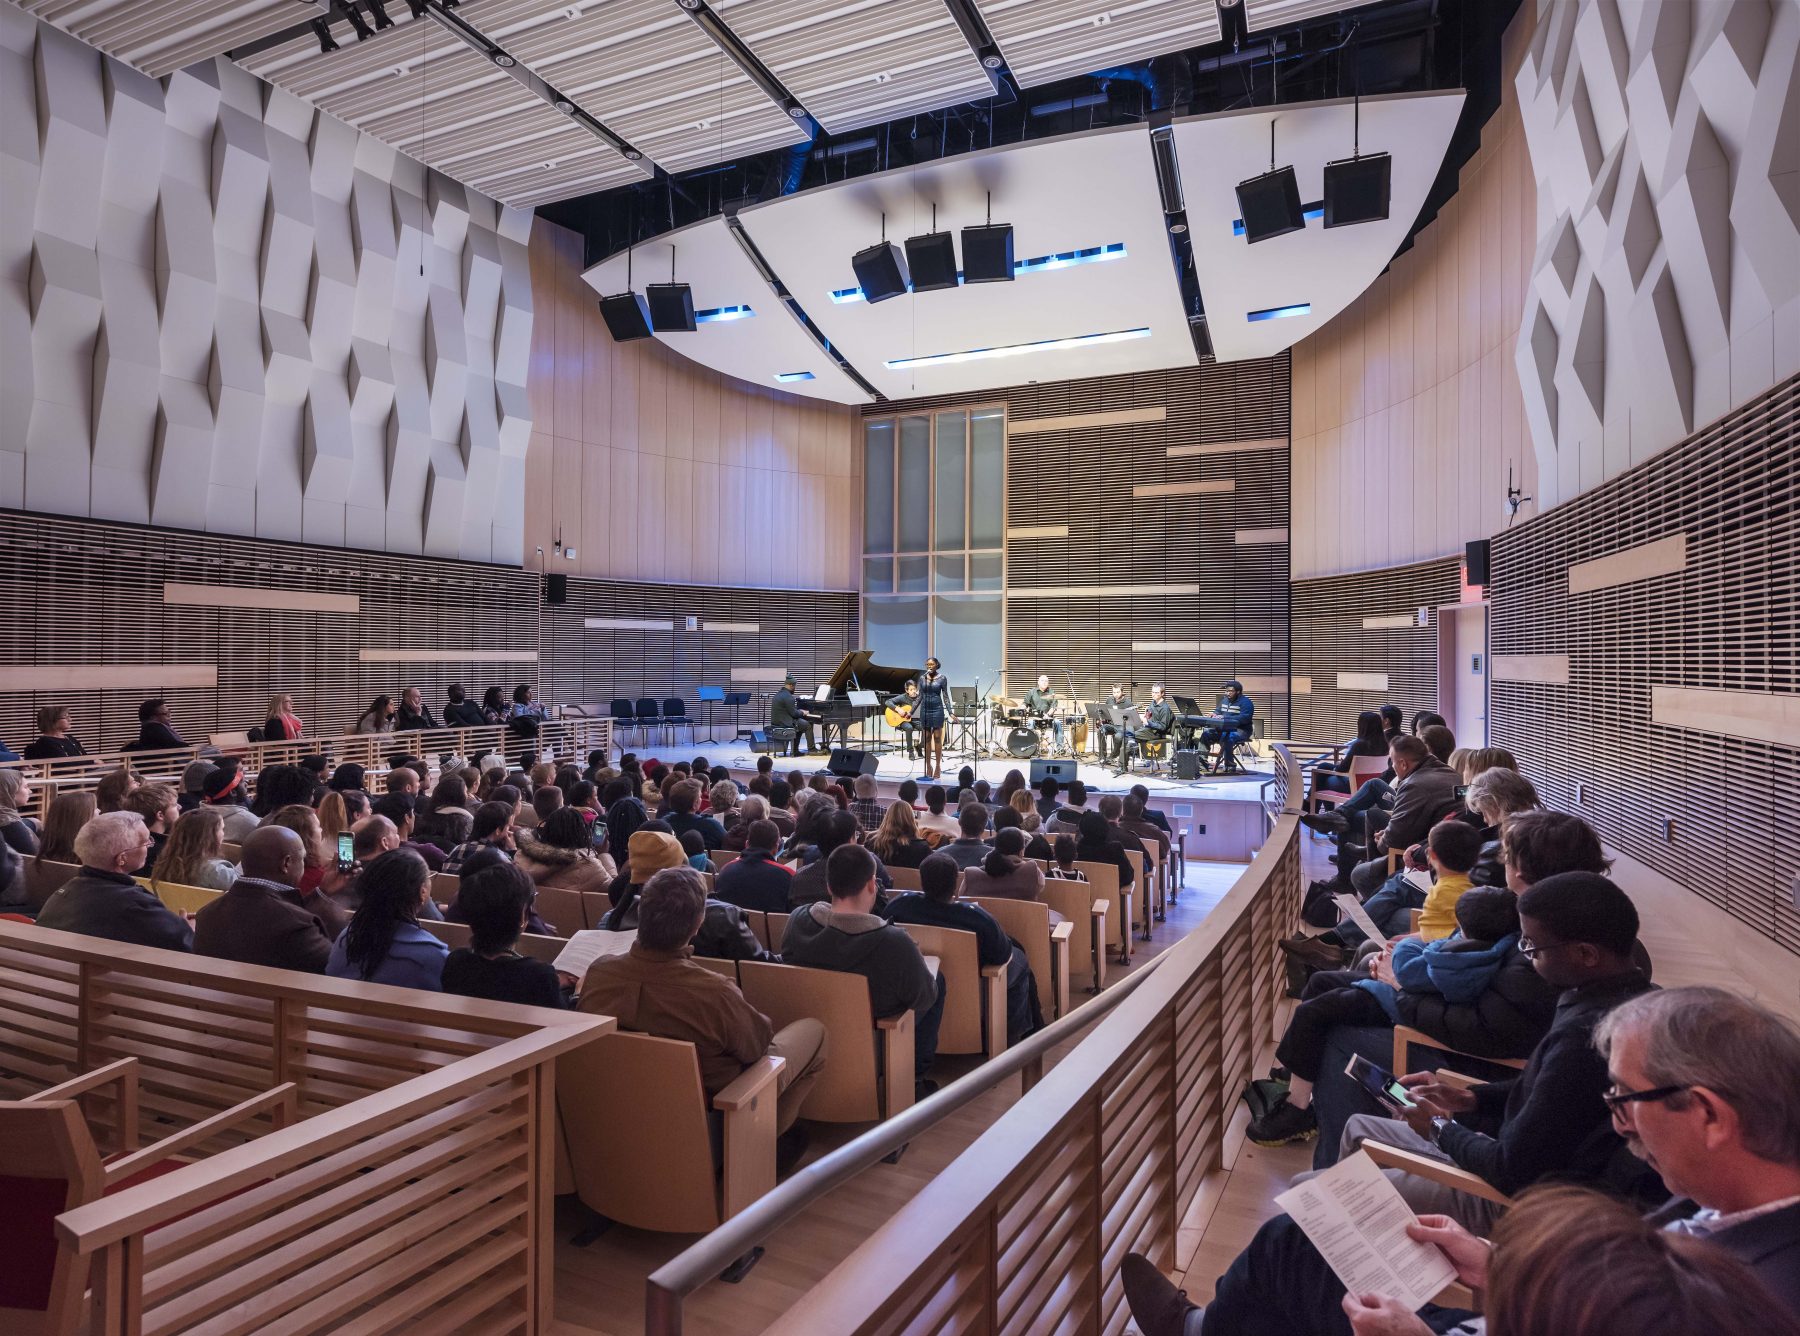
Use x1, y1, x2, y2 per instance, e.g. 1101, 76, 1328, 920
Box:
1005, 726, 1041, 759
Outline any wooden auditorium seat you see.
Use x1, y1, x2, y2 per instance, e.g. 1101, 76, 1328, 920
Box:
964, 896, 1072, 1020
886, 866, 923, 893
895, 924, 1006, 1059
557, 1031, 783, 1235
1039, 878, 1109, 993
736, 960, 914, 1123
22, 860, 79, 906
416, 919, 568, 964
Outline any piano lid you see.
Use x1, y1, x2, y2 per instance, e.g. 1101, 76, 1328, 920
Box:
824, 649, 920, 696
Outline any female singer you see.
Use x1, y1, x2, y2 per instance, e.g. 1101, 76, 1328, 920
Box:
916, 657, 948, 779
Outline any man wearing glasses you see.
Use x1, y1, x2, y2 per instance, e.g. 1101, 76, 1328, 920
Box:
1328, 869, 1660, 1233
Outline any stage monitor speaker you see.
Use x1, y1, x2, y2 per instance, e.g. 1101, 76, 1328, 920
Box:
828, 748, 879, 778
1172, 749, 1203, 780
851, 241, 909, 303
961, 224, 1014, 282
544, 573, 567, 605
598, 291, 653, 342
1029, 758, 1077, 785
904, 231, 959, 292
1322, 152, 1392, 228
1234, 165, 1304, 243
1466, 538, 1491, 586
741, 729, 779, 753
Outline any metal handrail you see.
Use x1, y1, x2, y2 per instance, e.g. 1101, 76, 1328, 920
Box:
645, 951, 1171, 1321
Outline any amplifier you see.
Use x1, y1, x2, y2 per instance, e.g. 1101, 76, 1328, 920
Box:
828, 748, 880, 778
1172, 749, 1203, 780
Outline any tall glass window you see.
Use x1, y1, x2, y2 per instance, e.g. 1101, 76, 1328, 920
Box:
862, 407, 1005, 683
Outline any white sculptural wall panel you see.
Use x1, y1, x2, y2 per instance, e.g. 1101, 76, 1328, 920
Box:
0, 7, 534, 563
1515, 0, 1800, 510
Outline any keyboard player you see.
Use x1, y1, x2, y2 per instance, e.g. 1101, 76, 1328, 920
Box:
1198, 680, 1256, 772
769, 676, 820, 756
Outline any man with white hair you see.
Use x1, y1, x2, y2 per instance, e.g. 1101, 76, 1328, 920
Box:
36, 811, 193, 951
848, 773, 888, 833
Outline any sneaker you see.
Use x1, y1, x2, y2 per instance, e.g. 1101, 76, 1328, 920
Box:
1121, 1252, 1202, 1336
1301, 811, 1349, 835
1247, 1096, 1318, 1148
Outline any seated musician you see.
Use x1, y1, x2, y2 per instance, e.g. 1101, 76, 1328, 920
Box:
1199, 679, 1256, 771
770, 676, 820, 757
1021, 674, 1064, 752
884, 679, 921, 759
1128, 684, 1174, 767
1099, 684, 1132, 763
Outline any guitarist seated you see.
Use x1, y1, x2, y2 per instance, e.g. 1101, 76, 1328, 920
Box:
885, 679, 921, 759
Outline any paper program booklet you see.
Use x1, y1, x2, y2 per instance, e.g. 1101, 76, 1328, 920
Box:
552, 928, 638, 978
1274, 1151, 1458, 1310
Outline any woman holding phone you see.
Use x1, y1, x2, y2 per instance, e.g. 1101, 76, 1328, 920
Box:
916, 657, 949, 780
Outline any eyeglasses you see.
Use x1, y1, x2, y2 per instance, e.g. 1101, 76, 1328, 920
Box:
1602, 1084, 1690, 1112
1517, 936, 1569, 958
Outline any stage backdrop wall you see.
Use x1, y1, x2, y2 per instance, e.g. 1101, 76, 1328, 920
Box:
861, 356, 1292, 735
1490, 373, 1798, 956
0, 9, 533, 562
0, 509, 856, 751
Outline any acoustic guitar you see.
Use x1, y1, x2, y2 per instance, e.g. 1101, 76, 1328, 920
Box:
884, 703, 915, 728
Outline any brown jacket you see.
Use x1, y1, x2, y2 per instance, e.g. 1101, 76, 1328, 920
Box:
1121, 817, 1170, 861
960, 856, 1046, 903
193, 875, 333, 973
513, 832, 616, 897
578, 943, 772, 1094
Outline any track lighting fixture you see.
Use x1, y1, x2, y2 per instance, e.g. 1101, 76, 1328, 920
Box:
366, 0, 396, 31
311, 17, 339, 52
343, 4, 374, 41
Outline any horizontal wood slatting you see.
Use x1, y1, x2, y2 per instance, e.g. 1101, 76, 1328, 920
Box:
994, 1122, 1097, 1336
1490, 374, 1799, 955
1291, 556, 1461, 742
868, 358, 1292, 731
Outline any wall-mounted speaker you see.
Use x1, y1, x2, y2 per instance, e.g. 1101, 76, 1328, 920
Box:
851, 241, 909, 303
961, 224, 1014, 282
646, 282, 696, 332
1466, 539, 1491, 586
1029, 758, 1076, 785
1234, 166, 1304, 244
828, 748, 879, 778
544, 574, 567, 604
598, 292, 653, 342
903, 231, 959, 292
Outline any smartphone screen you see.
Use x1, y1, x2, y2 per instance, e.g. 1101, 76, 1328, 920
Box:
1345, 1054, 1416, 1110
336, 832, 356, 872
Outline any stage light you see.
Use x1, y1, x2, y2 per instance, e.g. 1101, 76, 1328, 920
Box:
366, 0, 396, 31
1323, 152, 1391, 227
904, 215, 958, 293
344, 5, 374, 41
852, 216, 909, 303
885, 327, 1150, 371
312, 17, 339, 51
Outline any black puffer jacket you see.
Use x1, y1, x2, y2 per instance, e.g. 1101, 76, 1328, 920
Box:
1394, 940, 1559, 1059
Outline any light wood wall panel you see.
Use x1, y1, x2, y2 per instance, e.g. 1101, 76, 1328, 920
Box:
1490, 374, 1800, 955
525, 220, 861, 592
1289, 4, 1538, 578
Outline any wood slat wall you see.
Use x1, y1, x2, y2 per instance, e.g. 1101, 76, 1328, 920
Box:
1291, 556, 1461, 742
0, 510, 857, 750
1489, 374, 1799, 955
872, 357, 1293, 732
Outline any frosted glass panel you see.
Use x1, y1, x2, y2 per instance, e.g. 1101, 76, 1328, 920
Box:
969, 411, 1004, 548
933, 596, 1003, 689
898, 416, 931, 552
896, 555, 930, 593
970, 552, 1003, 590
864, 421, 894, 554
867, 598, 930, 671
862, 557, 893, 593
935, 554, 966, 591
934, 412, 966, 551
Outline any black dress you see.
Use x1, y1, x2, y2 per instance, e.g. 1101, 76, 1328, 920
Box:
916, 674, 948, 730
441, 949, 569, 1008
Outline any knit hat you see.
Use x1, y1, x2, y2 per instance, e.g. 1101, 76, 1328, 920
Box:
182, 758, 218, 793
627, 830, 686, 877
202, 759, 242, 801
479, 752, 507, 774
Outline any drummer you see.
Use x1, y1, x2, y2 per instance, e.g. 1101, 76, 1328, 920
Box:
1022, 674, 1065, 753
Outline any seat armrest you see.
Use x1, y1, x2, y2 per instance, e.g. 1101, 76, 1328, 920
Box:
875, 1009, 917, 1119
1050, 921, 1074, 943
874, 1011, 913, 1032
1358, 1144, 1511, 1206
1431, 1070, 1487, 1093
104, 1082, 297, 1187
1090, 898, 1109, 920
713, 1055, 785, 1112
28, 1057, 141, 1154
979, 964, 1006, 978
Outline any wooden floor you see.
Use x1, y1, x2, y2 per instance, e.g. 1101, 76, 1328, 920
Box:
550, 860, 1248, 1336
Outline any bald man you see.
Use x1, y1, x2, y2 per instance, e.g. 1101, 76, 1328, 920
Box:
352, 815, 401, 861
192, 826, 334, 973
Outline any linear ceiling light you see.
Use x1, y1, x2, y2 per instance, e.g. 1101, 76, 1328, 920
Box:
695, 304, 754, 323
775, 371, 816, 382
884, 327, 1150, 371
1246, 302, 1311, 322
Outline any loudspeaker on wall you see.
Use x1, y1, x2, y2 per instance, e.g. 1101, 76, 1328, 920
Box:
1466, 539, 1491, 586
544, 574, 567, 604
1029, 758, 1077, 785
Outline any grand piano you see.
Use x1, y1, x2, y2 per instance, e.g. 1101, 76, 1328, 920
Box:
811, 649, 921, 751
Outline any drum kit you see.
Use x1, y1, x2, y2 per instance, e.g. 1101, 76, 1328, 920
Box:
988, 697, 1089, 760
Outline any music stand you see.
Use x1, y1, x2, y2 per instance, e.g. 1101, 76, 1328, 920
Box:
848, 689, 879, 751
723, 691, 752, 736
696, 685, 724, 741
948, 686, 981, 757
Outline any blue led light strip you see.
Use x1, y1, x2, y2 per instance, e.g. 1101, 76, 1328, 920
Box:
1246, 303, 1312, 322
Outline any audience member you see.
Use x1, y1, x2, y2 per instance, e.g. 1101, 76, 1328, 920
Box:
848, 774, 888, 832
441, 861, 568, 1008
352, 814, 403, 866
1120, 794, 1171, 867
939, 803, 994, 869
1049, 833, 1087, 881
383, 766, 420, 798
395, 687, 437, 732
961, 827, 1050, 906
1311, 709, 1389, 795
515, 807, 614, 898
325, 849, 445, 990
255, 764, 317, 818
666, 779, 727, 849
867, 800, 932, 869
766, 781, 797, 836
443, 684, 484, 728
327, 762, 367, 796
130, 698, 186, 751
34, 791, 96, 866
1035, 777, 1061, 821
679, 829, 714, 873
192, 826, 333, 972
178, 757, 215, 813
152, 808, 239, 891
1097, 794, 1148, 868
1048, 780, 1092, 833
995, 804, 1053, 861
1075, 811, 1133, 892
713, 820, 793, 914
421, 773, 474, 847
531, 786, 566, 825
23, 705, 87, 760
37, 812, 192, 951
917, 784, 959, 842
352, 695, 396, 735
601, 833, 765, 960
886, 852, 1042, 1043
789, 810, 892, 905
94, 766, 140, 813
373, 793, 447, 870
1129, 784, 1174, 835
480, 686, 508, 724
579, 867, 825, 1159
317, 790, 355, 851
1414, 819, 1484, 940
263, 692, 304, 741
0, 769, 40, 857
445, 801, 517, 872
781, 844, 943, 1096
264, 803, 334, 895
122, 784, 179, 871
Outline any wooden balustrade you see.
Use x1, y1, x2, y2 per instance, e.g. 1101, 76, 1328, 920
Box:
0, 717, 613, 820
0, 922, 608, 1335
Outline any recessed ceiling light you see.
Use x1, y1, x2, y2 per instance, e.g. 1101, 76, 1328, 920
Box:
491, 50, 516, 68
1169, 220, 1187, 234
787, 106, 808, 120
553, 98, 575, 114
624, 149, 642, 161
981, 52, 1004, 69
885, 327, 1150, 371
678, 0, 703, 9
